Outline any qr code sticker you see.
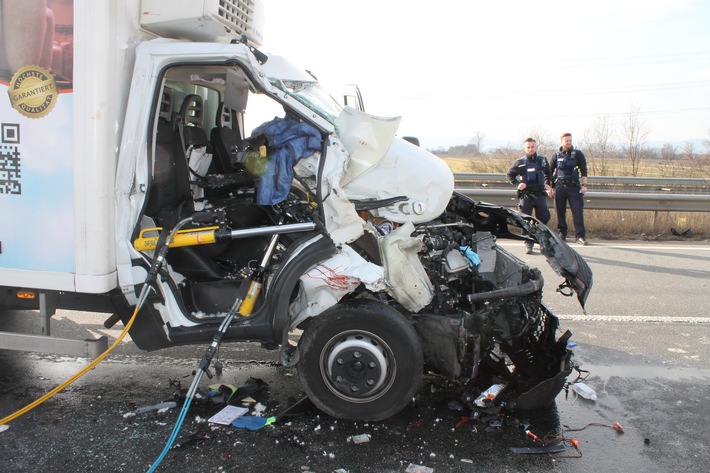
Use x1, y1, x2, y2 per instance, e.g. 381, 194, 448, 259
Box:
1, 123, 21, 195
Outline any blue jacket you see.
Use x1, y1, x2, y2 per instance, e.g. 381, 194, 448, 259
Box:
251, 117, 322, 205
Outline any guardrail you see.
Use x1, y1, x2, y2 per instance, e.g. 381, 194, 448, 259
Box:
454, 173, 710, 212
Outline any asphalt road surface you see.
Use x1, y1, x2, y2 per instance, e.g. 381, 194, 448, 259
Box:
1, 240, 709, 473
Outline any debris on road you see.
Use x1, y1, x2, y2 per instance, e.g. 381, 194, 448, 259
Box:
231, 415, 276, 430
135, 401, 178, 414
349, 433, 371, 444
405, 464, 434, 473
207, 405, 248, 425
571, 382, 598, 401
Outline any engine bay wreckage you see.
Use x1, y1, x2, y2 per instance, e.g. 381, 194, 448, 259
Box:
119, 44, 593, 422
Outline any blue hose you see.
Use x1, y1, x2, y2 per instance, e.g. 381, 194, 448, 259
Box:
146, 394, 194, 472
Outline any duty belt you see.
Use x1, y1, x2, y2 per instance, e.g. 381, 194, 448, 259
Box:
518, 188, 545, 199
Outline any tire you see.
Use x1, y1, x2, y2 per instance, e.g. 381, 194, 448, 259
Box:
297, 300, 423, 421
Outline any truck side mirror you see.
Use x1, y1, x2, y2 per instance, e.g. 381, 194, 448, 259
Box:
343, 84, 365, 112
402, 136, 420, 147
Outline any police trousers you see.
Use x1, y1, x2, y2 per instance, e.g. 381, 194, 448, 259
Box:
519, 192, 551, 225
554, 183, 585, 238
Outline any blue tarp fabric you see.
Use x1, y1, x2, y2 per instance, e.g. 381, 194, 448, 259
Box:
251, 117, 322, 205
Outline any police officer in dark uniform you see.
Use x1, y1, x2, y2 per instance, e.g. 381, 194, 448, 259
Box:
506, 137, 553, 254
551, 132, 588, 245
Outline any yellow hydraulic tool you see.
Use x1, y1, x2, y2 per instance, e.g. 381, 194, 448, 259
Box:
134, 226, 221, 251
133, 222, 316, 252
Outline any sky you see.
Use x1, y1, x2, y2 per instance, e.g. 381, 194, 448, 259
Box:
260, 0, 710, 150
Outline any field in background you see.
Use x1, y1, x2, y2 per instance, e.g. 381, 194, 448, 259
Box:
442, 157, 710, 241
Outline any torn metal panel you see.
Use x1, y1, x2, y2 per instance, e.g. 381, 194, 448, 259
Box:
379, 221, 434, 312
290, 245, 385, 328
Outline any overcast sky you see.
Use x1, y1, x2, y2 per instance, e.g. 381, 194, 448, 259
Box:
260, 0, 710, 150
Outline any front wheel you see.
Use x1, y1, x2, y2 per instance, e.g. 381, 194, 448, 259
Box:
297, 300, 423, 421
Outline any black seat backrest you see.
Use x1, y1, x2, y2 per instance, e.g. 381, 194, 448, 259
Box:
144, 118, 194, 229
210, 102, 242, 173
143, 91, 229, 282
159, 87, 174, 122
178, 94, 208, 150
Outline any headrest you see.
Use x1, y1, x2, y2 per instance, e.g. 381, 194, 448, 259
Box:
159, 87, 173, 122
179, 94, 204, 126
215, 102, 233, 128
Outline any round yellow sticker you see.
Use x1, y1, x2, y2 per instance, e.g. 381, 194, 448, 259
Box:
7, 65, 58, 118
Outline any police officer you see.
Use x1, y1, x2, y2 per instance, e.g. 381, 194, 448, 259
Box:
506, 137, 553, 254
551, 132, 588, 245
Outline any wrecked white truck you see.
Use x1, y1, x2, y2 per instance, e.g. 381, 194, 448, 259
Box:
0, 0, 592, 421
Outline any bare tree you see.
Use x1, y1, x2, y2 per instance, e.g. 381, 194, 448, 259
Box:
468, 131, 487, 156
683, 141, 696, 160
660, 143, 679, 160
703, 129, 710, 152
679, 141, 701, 177
581, 115, 615, 175
659, 143, 680, 176
620, 104, 651, 176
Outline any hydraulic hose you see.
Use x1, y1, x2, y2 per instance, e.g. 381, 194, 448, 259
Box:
0, 218, 192, 427
146, 289, 246, 473
0, 302, 141, 426
147, 229, 284, 472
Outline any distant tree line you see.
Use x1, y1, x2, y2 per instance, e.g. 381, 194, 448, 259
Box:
433, 105, 710, 177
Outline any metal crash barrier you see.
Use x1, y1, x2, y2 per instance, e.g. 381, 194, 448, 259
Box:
454, 173, 710, 212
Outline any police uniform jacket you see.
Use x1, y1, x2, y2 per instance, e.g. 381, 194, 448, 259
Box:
506, 154, 552, 192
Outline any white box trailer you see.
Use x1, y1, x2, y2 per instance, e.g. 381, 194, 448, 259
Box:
0, 0, 592, 422
1, 0, 263, 293
0, 0, 269, 355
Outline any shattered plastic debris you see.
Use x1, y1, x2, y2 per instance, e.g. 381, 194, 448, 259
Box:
0, 425, 9, 434
405, 464, 434, 473
251, 402, 267, 415
473, 383, 506, 407
571, 382, 597, 401
134, 401, 177, 414
349, 433, 371, 444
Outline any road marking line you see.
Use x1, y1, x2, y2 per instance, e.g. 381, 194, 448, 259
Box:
502, 242, 710, 251
556, 314, 710, 323
576, 245, 710, 250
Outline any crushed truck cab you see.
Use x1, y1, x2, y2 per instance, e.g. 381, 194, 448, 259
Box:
0, 0, 592, 421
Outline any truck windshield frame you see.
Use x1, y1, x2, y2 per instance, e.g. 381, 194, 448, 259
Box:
270, 79, 342, 125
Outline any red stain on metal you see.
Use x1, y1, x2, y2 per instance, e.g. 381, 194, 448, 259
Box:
308, 264, 359, 290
